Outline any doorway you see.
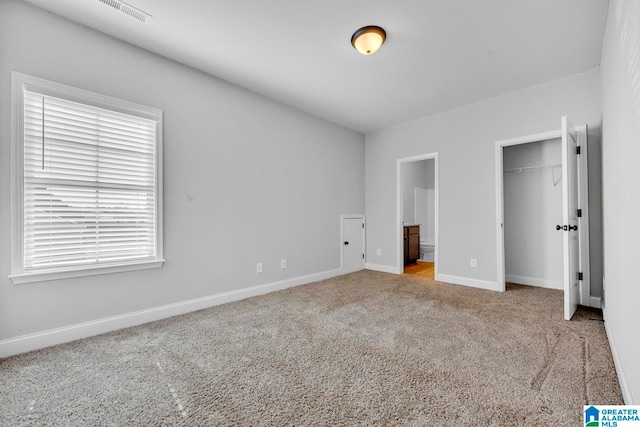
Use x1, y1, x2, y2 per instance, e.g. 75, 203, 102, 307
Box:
495, 118, 591, 320
502, 138, 563, 290
397, 153, 438, 279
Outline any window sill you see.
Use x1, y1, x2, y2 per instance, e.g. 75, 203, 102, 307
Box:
9, 259, 165, 284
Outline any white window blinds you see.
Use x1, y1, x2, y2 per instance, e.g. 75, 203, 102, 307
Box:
22, 89, 158, 271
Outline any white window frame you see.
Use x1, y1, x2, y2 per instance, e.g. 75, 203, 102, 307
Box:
10, 72, 164, 284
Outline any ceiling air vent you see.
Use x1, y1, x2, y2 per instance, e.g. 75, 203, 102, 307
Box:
97, 0, 152, 24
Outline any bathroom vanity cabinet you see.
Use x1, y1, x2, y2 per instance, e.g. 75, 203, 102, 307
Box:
403, 225, 420, 266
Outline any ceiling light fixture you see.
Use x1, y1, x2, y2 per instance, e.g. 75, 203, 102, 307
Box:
351, 26, 386, 55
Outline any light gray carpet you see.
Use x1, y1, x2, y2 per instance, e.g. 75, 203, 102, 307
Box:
0, 270, 623, 425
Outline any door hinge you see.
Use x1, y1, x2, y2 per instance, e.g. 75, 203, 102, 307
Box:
577, 209, 582, 217
362, 253, 365, 259
362, 223, 365, 229
577, 272, 583, 281
576, 146, 581, 155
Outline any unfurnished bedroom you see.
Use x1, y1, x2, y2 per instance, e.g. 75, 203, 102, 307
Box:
0, 0, 638, 425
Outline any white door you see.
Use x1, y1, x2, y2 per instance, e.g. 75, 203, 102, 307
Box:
341, 216, 365, 271
561, 116, 580, 320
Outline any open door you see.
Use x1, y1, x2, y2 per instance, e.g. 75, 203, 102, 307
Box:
561, 117, 580, 320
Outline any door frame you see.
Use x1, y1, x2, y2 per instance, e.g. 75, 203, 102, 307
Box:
396, 153, 439, 276
494, 126, 592, 306
340, 214, 365, 272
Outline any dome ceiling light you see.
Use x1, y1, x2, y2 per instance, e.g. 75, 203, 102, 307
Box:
351, 26, 386, 55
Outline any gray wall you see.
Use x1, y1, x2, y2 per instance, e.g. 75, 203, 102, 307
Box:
503, 139, 563, 289
365, 69, 603, 290
0, 1, 364, 341
414, 159, 436, 245
600, 0, 640, 404
400, 160, 429, 225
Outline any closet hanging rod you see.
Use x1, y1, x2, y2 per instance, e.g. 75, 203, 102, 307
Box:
503, 164, 562, 174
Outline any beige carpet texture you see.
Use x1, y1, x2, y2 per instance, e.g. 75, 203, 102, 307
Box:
0, 270, 623, 426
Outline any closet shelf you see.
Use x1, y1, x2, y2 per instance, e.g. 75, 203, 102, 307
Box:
503, 164, 561, 173
504, 164, 563, 187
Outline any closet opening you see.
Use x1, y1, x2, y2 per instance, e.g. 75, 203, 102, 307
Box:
502, 138, 564, 290
495, 119, 592, 320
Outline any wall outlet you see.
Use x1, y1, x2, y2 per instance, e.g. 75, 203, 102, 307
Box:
280, 259, 287, 269
376, 249, 381, 256
470, 258, 477, 268
257, 262, 263, 273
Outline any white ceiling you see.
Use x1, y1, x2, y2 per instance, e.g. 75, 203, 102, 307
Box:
24, 0, 609, 133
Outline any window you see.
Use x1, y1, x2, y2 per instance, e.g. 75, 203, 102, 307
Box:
10, 73, 164, 284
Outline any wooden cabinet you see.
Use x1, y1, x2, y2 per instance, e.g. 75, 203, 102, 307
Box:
404, 225, 420, 266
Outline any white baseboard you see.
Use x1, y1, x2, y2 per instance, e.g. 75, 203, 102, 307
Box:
590, 296, 601, 309
0, 268, 346, 359
341, 264, 366, 274
603, 307, 635, 404
365, 263, 401, 274
505, 274, 563, 290
437, 274, 502, 292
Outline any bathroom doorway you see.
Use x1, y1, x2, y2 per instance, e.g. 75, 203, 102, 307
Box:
397, 153, 438, 279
